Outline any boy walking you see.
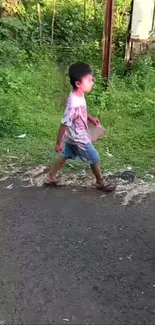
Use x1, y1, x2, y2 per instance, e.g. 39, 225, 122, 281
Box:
45, 62, 115, 191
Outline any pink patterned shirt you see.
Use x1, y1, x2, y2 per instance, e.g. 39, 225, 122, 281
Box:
61, 92, 91, 145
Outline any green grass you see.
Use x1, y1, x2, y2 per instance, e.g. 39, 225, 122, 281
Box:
0, 52, 155, 177
92, 85, 155, 174
0, 56, 65, 169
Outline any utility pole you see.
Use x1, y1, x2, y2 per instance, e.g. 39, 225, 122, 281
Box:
102, 0, 114, 85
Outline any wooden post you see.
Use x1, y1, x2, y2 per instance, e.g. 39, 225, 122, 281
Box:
102, 0, 114, 85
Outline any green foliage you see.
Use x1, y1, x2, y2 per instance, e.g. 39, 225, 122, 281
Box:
0, 0, 104, 47
113, 0, 131, 55
0, 0, 20, 16
0, 46, 64, 138
0, 40, 28, 65
86, 56, 155, 172
0, 0, 130, 51
0, 0, 155, 174
0, 42, 155, 173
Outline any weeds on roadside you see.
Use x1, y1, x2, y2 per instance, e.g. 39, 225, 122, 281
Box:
0, 42, 155, 174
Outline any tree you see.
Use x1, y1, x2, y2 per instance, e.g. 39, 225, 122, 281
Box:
51, 0, 56, 43
0, 0, 20, 17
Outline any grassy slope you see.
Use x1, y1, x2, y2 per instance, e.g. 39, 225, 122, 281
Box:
90, 81, 155, 174
0, 61, 64, 169
0, 54, 155, 176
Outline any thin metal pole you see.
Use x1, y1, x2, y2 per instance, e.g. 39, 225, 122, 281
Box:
124, 0, 134, 63
102, 0, 114, 85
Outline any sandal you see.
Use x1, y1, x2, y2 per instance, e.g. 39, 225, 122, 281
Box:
44, 180, 58, 187
96, 180, 116, 192
44, 178, 66, 188
44, 176, 58, 187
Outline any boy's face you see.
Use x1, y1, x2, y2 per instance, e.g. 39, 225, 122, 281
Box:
76, 73, 94, 93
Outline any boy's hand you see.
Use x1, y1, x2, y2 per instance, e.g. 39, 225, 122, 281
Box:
55, 144, 63, 153
88, 115, 100, 126
91, 117, 99, 126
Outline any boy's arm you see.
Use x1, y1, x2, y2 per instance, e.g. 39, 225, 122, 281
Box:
55, 105, 74, 152
55, 124, 68, 152
55, 104, 76, 152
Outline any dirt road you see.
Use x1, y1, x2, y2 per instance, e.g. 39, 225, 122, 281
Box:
0, 183, 155, 324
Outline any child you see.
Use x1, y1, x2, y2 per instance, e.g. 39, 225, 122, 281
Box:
45, 62, 115, 191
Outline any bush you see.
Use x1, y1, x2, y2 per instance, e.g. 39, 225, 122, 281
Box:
0, 40, 28, 66
0, 45, 64, 138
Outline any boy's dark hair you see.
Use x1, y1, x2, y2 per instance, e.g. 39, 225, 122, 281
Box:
69, 62, 92, 89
